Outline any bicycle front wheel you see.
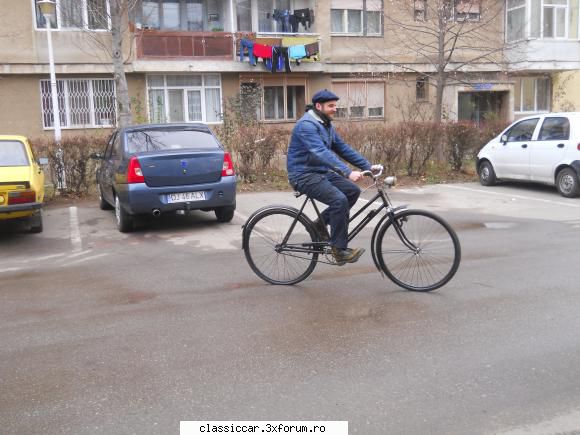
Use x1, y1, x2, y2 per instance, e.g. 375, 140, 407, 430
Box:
243, 208, 319, 285
376, 210, 461, 292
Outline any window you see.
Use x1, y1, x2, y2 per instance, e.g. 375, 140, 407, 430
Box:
139, 0, 209, 31
508, 0, 575, 41
455, 0, 481, 21
331, 0, 383, 36
416, 77, 428, 101
414, 0, 426, 20
538, 117, 570, 140
126, 130, 219, 154
543, 0, 567, 38
35, 0, 110, 30
333, 81, 385, 119
40, 78, 116, 129
0, 141, 29, 166
507, 0, 526, 41
147, 74, 222, 123
514, 77, 550, 113
263, 84, 305, 121
506, 118, 539, 142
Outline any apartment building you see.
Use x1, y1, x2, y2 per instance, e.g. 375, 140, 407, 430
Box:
1, 0, 568, 140
506, 0, 580, 117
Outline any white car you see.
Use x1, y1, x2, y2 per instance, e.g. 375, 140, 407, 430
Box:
477, 112, 580, 197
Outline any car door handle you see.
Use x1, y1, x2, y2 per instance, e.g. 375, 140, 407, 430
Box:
521, 144, 527, 148
557, 143, 565, 148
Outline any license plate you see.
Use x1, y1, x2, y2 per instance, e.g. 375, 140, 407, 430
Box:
167, 191, 206, 204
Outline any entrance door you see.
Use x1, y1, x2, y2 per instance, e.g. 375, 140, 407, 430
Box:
458, 91, 505, 124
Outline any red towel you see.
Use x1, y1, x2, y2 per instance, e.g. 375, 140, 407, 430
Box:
253, 43, 273, 59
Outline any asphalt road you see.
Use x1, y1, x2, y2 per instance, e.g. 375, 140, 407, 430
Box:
1, 181, 580, 435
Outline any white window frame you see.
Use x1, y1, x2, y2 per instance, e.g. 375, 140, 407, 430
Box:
506, 0, 527, 42
332, 80, 385, 120
514, 76, 551, 114
40, 78, 117, 129
146, 74, 223, 124
33, 0, 111, 31
541, 0, 569, 39
507, 0, 576, 41
331, 1, 383, 36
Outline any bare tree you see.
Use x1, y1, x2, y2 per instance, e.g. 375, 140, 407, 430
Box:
60, 0, 138, 127
377, 0, 510, 123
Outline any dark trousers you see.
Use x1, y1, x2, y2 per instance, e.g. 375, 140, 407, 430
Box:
291, 172, 361, 249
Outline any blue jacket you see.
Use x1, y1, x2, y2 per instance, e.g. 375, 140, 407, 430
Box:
287, 111, 371, 183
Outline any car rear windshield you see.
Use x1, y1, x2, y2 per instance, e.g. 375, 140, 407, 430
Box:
0, 141, 29, 166
126, 129, 220, 154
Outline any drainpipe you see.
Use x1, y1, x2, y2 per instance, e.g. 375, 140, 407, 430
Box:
230, 0, 236, 61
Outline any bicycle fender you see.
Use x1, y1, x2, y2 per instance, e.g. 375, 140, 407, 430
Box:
370, 214, 391, 275
241, 205, 302, 250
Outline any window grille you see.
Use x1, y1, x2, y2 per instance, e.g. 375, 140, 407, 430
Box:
40, 79, 116, 129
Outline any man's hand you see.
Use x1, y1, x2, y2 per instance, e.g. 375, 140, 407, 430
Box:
349, 171, 363, 182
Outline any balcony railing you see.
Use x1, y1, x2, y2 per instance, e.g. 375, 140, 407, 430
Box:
136, 30, 236, 59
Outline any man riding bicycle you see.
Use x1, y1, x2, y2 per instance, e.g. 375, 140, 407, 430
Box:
287, 89, 373, 265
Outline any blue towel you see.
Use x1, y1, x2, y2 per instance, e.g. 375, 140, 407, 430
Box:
288, 45, 307, 59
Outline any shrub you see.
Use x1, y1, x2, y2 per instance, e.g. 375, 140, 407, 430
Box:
444, 122, 480, 171
398, 122, 443, 176
476, 120, 510, 153
30, 135, 107, 196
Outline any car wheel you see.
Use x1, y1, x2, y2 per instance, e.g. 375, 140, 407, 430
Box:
556, 168, 580, 198
478, 161, 497, 186
215, 206, 235, 223
29, 210, 43, 233
98, 184, 113, 210
115, 195, 134, 232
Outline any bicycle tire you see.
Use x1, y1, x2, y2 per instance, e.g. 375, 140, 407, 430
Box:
376, 210, 461, 292
243, 208, 319, 285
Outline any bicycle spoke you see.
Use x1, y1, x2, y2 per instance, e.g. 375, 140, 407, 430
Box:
377, 211, 460, 291
244, 209, 318, 285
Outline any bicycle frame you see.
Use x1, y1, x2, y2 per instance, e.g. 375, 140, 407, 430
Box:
277, 178, 414, 268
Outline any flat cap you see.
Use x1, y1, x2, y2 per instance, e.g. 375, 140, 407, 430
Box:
312, 89, 340, 104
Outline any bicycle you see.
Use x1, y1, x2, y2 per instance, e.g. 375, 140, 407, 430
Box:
242, 166, 461, 291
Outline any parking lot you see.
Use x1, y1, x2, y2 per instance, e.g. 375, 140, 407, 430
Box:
1, 182, 580, 435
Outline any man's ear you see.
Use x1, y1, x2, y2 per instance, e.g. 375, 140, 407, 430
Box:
314, 102, 322, 111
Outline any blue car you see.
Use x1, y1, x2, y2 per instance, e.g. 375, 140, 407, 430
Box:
94, 123, 236, 232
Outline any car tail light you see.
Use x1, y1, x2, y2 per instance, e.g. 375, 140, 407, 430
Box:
127, 156, 145, 183
222, 152, 235, 177
8, 190, 36, 205
577, 143, 580, 151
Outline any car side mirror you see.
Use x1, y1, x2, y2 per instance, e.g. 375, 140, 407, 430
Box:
90, 152, 104, 160
38, 157, 49, 165
500, 134, 508, 144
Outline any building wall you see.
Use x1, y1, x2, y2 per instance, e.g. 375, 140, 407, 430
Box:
0, 0, 129, 72
553, 71, 580, 112
0, 74, 139, 139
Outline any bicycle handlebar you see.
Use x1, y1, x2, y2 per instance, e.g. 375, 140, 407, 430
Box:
361, 165, 396, 187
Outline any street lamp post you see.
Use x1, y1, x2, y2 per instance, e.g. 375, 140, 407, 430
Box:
38, 0, 61, 144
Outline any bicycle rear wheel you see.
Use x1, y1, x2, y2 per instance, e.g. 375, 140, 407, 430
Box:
243, 208, 319, 285
376, 210, 461, 292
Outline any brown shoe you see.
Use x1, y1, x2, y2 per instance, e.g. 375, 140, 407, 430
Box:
331, 247, 365, 265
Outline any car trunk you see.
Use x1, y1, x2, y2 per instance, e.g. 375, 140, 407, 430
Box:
136, 149, 224, 187
0, 166, 31, 184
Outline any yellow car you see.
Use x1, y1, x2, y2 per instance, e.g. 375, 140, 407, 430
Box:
0, 135, 45, 233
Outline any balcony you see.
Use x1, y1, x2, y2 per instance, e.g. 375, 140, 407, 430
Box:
131, 0, 318, 60
136, 30, 237, 59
